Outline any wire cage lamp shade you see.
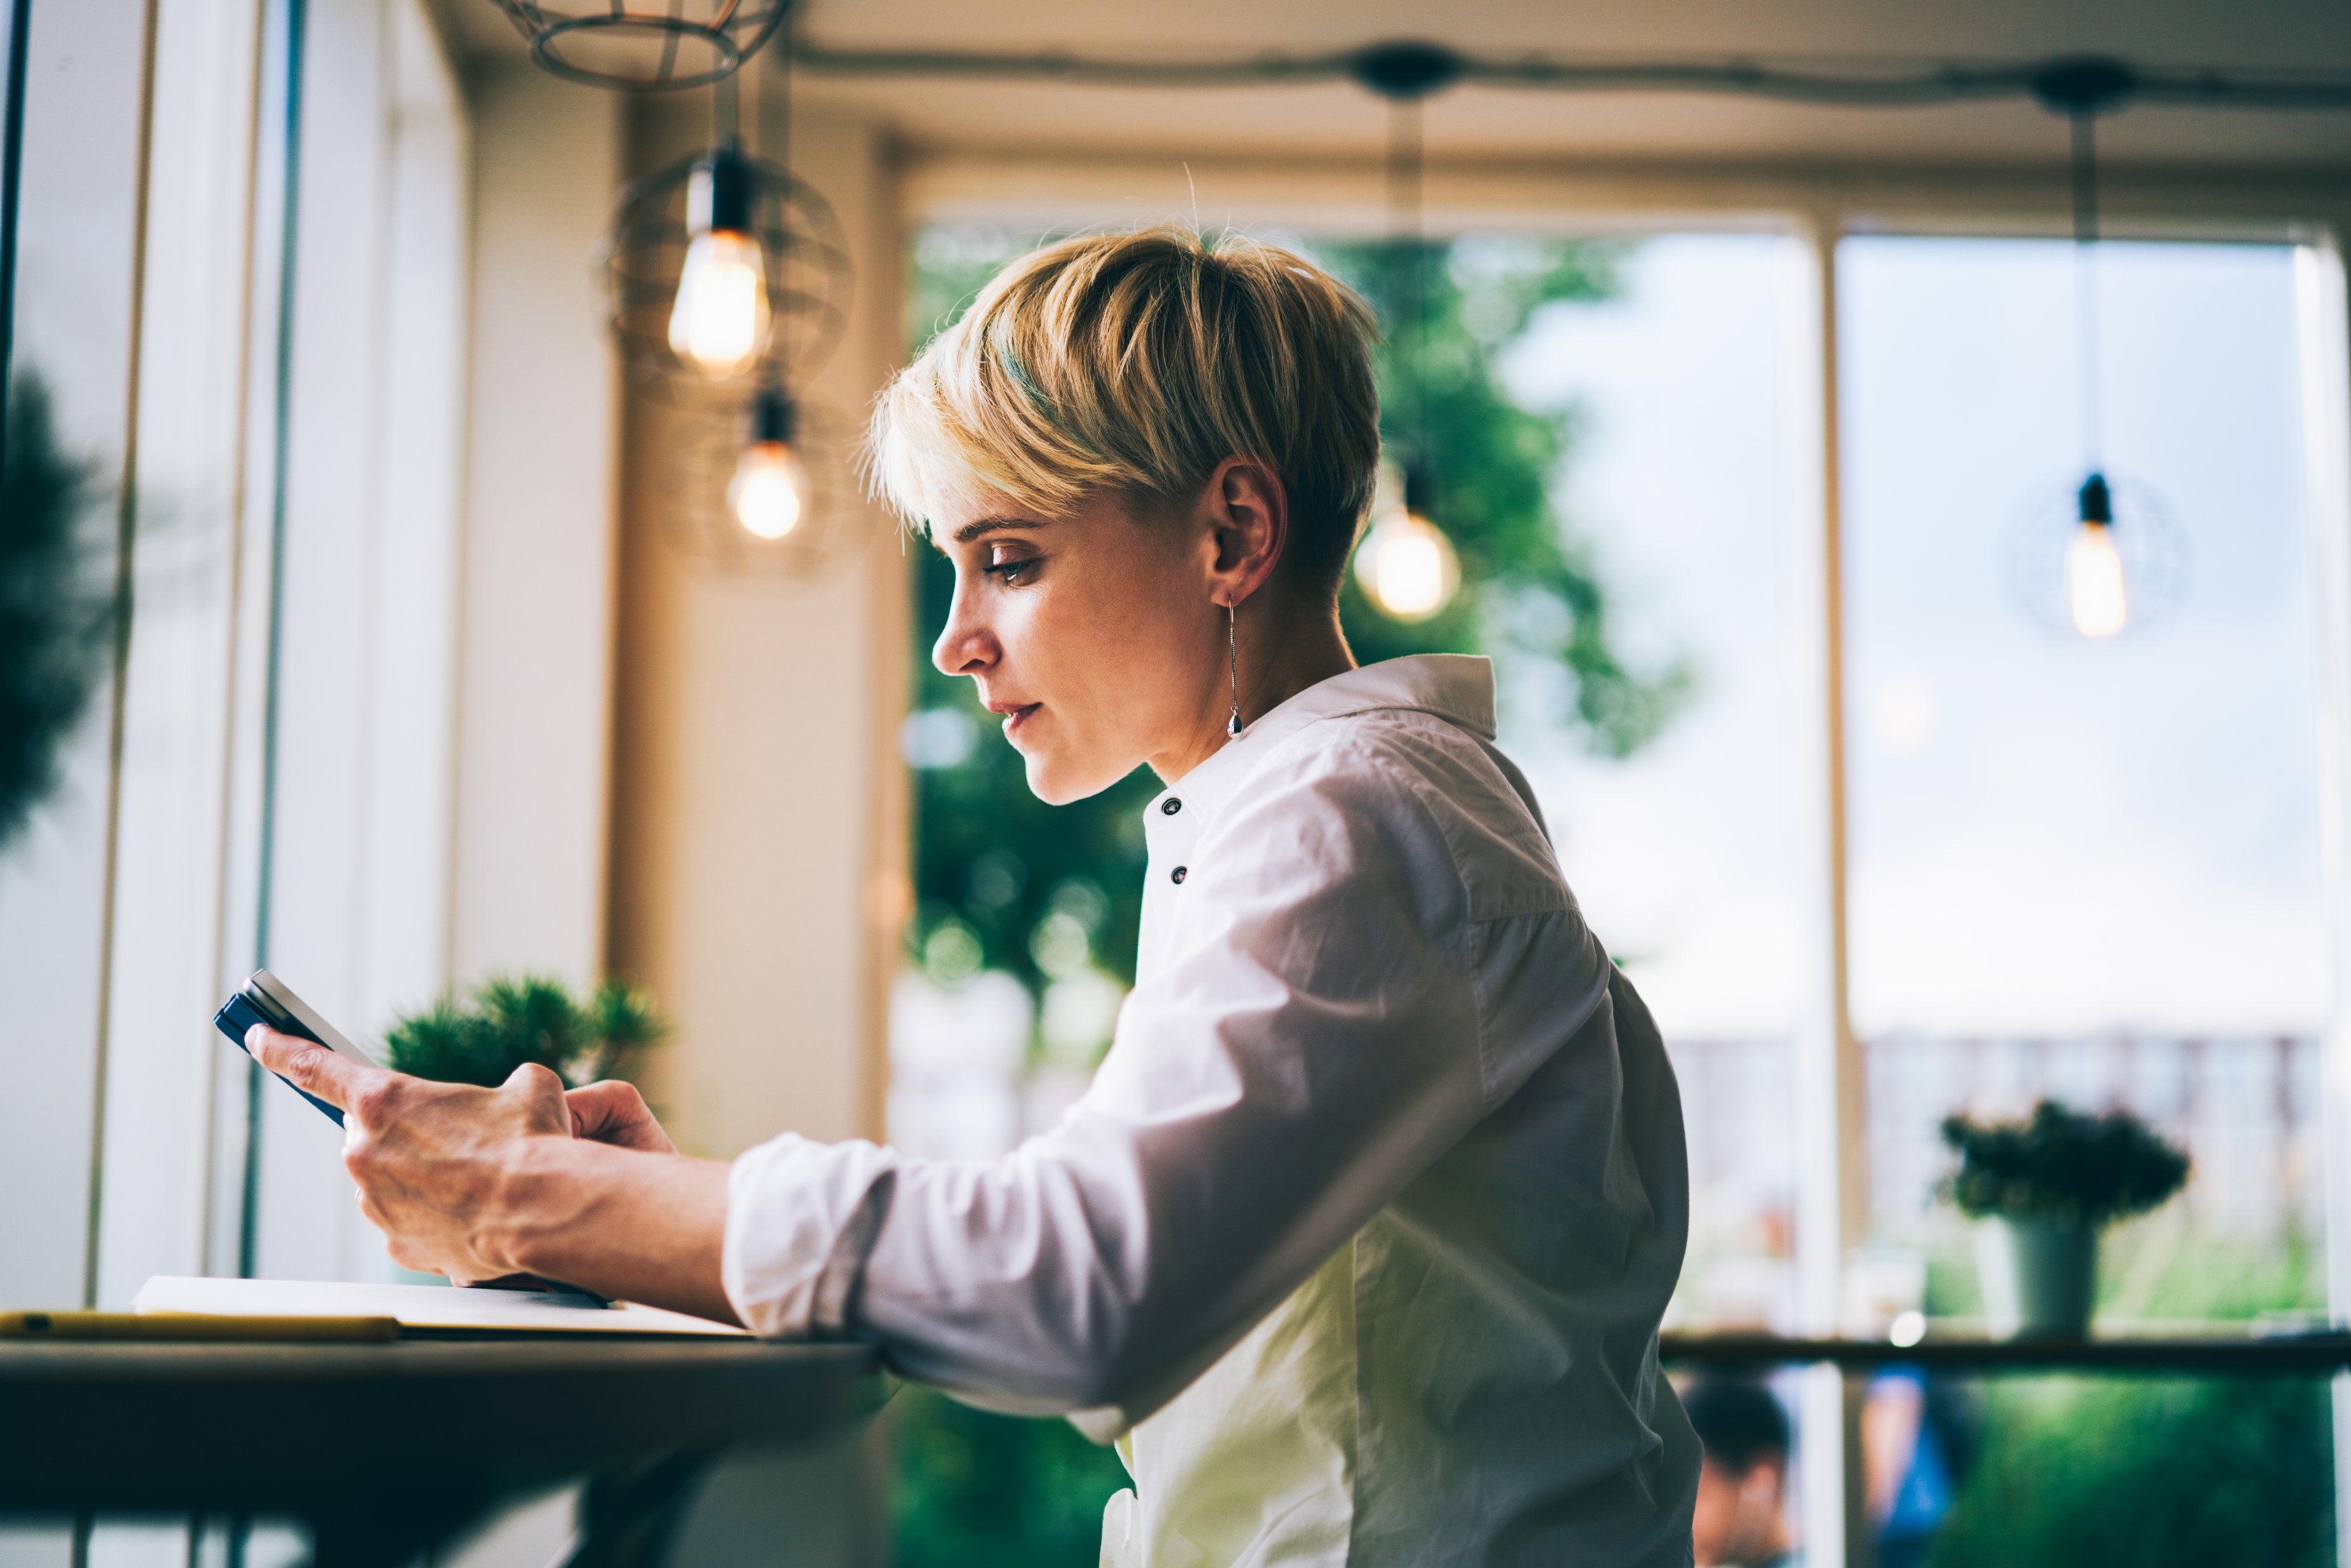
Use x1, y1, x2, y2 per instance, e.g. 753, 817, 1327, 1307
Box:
605, 143, 854, 398
667, 388, 857, 578
2004, 471, 2189, 638
489, 0, 793, 91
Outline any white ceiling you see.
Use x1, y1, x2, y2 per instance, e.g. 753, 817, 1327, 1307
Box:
441, 0, 2351, 172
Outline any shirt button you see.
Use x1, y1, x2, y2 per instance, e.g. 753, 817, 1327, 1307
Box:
1171, 866, 1188, 884
1162, 798, 1182, 815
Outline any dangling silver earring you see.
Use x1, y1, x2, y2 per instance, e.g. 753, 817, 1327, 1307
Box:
1225, 600, 1243, 738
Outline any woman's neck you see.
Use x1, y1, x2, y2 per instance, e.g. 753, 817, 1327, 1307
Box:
1150, 592, 1355, 785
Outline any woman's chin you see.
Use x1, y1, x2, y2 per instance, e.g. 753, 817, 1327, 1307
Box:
1021, 750, 1122, 807
1021, 754, 1083, 806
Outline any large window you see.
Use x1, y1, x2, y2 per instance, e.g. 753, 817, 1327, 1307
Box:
1843, 237, 2326, 1285
1832, 235, 2334, 1568
0, 0, 472, 1379
886, 212, 2351, 1568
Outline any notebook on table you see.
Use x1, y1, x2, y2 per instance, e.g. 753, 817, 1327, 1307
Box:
134, 1276, 752, 1338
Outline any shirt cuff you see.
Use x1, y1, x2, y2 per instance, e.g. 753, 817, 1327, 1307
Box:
722, 1132, 899, 1339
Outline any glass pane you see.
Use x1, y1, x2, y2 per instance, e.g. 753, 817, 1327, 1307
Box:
0, 0, 152, 1310
1508, 233, 1821, 1568
1839, 234, 2329, 1564
1494, 233, 1808, 1333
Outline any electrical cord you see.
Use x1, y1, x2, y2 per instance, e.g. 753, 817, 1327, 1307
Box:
791, 40, 2351, 115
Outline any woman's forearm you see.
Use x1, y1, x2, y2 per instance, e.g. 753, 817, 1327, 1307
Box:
500, 1138, 742, 1326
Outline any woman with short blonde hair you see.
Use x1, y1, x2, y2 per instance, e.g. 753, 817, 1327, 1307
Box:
250, 224, 1700, 1568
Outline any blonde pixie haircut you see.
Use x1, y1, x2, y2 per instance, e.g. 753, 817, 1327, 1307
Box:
869, 225, 1382, 597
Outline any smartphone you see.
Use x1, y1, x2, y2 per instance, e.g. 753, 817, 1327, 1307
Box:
210, 970, 612, 1307
213, 969, 379, 1128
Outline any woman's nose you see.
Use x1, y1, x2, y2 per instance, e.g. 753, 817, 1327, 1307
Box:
932, 589, 995, 677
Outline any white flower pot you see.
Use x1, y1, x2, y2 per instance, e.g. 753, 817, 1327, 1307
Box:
1975, 1217, 2097, 1340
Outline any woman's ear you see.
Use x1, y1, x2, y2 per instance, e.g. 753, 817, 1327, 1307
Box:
1204, 457, 1288, 607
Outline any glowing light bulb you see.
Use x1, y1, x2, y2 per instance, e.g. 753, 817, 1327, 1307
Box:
667, 150, 769, 378
1355, 510, 1459, 622
2065, 474, 2127, 638
2067, 521, 2127, 638
729, 439, 811, 539
670, 231, 770, 377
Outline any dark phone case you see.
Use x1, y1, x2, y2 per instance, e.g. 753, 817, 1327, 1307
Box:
214, 992, 346, 1127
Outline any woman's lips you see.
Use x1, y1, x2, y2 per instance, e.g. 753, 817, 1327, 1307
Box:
999, 703, 1040, 739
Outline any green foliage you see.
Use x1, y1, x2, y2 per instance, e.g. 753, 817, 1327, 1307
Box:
1924, 1232, 2329, 1568
384, 974, 667, 1089
888, 1386, 1132, 1568
1927, 1377, 2331, 1568
1940, 1101, 2190, 1229
1317, 235, 1691, 758
1, 375, 110, 850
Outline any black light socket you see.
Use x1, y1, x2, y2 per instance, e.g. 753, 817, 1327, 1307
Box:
751, 387, 798, 444
688, 143, 755, 237
2078, 472, 2113, 526
1402, 462, 1436, 516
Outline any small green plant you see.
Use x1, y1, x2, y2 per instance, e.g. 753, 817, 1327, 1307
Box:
385, 975, 668, 1089
1941, 1100, 2189, 1229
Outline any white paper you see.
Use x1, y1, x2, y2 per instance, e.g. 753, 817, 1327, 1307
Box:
136, 1275, 751, 1337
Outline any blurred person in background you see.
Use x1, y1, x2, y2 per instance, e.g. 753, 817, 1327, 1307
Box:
1687, 1377, 1799, 1568
1864, 1366, 1972, 1568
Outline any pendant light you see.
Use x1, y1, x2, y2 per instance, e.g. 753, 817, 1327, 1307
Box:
1352, 53, 1464, 624
648, 23, 853, 577
2022, 61, 2187, 640
668, 143, 772, 377
667, 385, 848, 576
603, 55, 853, 399
729, 384, 813, 539
1357, 460, 1459, 620
2059, 75, 2125, 638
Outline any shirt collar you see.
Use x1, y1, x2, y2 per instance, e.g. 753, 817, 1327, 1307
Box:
1144, 654, 1496, 829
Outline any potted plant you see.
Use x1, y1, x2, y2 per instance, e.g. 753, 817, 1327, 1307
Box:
385, 974, 668, 1089
1940, 1099, 2189, 1340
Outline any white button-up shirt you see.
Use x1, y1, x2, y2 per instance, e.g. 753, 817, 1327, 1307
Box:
724, 654, 1699, 1567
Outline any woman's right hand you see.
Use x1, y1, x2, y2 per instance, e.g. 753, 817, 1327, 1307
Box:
564, 1079, 677, 1155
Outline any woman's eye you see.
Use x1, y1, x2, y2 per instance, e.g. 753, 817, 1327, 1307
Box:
983, 555, 1035, 585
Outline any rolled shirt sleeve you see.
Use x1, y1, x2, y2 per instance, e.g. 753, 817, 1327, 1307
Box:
720, 737, 1609, 1429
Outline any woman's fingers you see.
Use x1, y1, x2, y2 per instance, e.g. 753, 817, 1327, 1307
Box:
565, 1079, 677, 1153
566, 1079, 633, 1136
246, 1024, 392, 1115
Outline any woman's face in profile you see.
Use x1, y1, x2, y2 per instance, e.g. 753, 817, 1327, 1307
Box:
929, 481, 1224, 805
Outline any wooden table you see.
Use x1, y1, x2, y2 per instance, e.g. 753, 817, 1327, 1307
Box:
0, 1337, 888, 1568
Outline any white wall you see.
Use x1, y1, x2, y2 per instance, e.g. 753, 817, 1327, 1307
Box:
450, 60, 621, 993
607, 82, 905, 1161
